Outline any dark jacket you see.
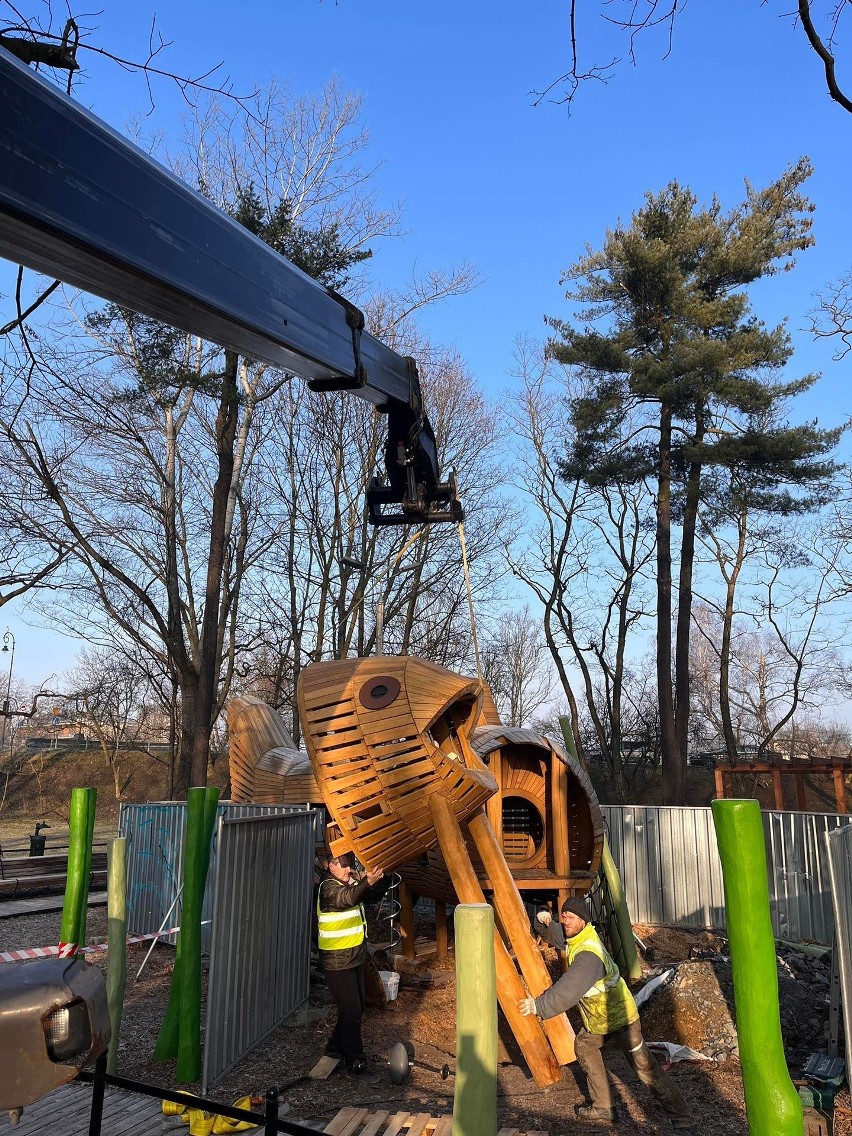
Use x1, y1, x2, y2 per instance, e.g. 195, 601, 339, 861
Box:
317, 871, 391, 971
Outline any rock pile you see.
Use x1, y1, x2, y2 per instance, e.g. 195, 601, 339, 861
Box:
635, 938, 842, 1074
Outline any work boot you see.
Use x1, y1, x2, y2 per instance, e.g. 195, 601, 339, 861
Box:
574, 1104, 618, 1122
345, 1060, 381, 1085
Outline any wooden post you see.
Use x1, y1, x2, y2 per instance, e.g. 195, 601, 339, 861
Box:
399, 881, 416, 959
833, 768, 847, 815
772, 769, 784, 812
549, 756, 570, 877
106, 837, 127, 1074
714, 768, 725, 800
467, 808, 575, 1064
435, 900, 448, 961
452, 905, 497, 1136
429, 794, 562, 1088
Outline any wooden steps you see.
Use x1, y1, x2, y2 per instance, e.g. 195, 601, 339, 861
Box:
321, 1109, 546, 1136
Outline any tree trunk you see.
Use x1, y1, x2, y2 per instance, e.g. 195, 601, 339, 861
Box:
674, 410, 705, 788
656, 406, 681, 804
190, 351, 240, 788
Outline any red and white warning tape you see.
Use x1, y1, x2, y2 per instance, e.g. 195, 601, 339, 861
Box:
0, 921, 210, 963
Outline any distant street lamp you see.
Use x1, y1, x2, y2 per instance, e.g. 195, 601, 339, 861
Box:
1, 630, 15, 749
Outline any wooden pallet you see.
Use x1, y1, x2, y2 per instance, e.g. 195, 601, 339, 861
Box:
322, 1109, 547, 1136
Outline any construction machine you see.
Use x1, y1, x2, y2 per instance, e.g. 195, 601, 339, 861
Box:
0, 44, 462, 527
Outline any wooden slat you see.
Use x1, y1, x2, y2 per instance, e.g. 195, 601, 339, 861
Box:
325, 1107, 366, 1136
359, 1111, 391, 1136
381, 1113, 412, 1136
403, 1114, 433, 1136
431, 1116, 453, 1136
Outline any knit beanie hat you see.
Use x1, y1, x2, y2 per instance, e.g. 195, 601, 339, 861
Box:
560, 896, 590, 923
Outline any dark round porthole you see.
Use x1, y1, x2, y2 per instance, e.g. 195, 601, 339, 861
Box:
359, 675, 401, 709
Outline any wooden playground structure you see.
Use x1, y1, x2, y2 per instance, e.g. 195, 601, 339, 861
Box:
229, 655, 609, 1087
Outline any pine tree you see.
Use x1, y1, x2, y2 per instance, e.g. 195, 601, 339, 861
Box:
547, 159, 842, 803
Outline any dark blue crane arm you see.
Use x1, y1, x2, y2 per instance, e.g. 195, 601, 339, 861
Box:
0, 46, 462, 525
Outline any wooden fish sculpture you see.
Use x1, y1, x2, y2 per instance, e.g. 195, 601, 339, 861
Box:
297, 655, 498, 868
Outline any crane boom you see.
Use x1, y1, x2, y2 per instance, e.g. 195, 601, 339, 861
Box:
0, 46, 462, 525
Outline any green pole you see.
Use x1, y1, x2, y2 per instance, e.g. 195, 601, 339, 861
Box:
712, 799, 802, 1136
452, 904, 497, 1136
59, 787, 96, 955
79, 787, 97, 950
176, 786, 219, 1082
106, 836, 127, 1074
156, 786, 219, 1080
558, 716, 641, 980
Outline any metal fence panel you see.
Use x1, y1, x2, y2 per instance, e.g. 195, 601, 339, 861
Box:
203, 812, 315, 1092
602, 804, 852, 944
119, 802, 317, 951
826, 824, 852, 1065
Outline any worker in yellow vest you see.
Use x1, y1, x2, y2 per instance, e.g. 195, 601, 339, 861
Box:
317, 850, 390, 1082
519, 896, 694, 1128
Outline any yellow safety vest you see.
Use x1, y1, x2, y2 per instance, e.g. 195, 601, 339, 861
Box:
317, 883, 366, 953
565, 922, 639, 1035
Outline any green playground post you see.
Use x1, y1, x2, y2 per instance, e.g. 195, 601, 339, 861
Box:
59, 787, 96, 955
712, 799, 802, 1136
452, 903, 497, 1136
156, 786, 220, 1083
106, 836, 127, 1073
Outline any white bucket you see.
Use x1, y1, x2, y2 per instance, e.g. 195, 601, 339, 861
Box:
379, 969, 400, 1001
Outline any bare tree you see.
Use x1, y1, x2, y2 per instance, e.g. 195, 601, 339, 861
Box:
0, 77, 400, 793
505, 337, 656, 796
541, 3, 852, 113
481, 605, 555, 727
690, 519, 848, 758
65, 647, 150, 799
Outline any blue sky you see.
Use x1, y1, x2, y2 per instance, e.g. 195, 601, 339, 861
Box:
3, 0, 852, 683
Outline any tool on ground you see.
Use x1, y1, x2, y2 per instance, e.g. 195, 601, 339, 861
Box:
387, 1041, 453, 1085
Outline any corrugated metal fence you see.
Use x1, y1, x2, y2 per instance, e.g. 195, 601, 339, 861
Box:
826, 824, 852, 1063
204, 811, 316, 1091
602, 805, 852, 944
119, 802, 318, 950
119, 802, 318, 1091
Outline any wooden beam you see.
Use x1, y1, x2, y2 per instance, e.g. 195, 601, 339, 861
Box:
399, 880, 416, 960
833, 768, 847, 815
435, 901, 448, 961
714, 768, 725, 800
550, 757, 570, 877
467, 808, 575, 1064
428, 794, 562, 1088
772, 769, 784, 811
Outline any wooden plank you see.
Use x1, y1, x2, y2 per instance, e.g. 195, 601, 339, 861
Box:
358, 1110, 391, 1136
337, 1108, 371, 1136
429, 794, 562, 1090
431, 1117, 453, 1136
380, 1113, 412, 1136
404, 1114, 433, 1136
308, 1055, 340, 1080
325, 1107, 364, 1135
468, 808, 575, 1066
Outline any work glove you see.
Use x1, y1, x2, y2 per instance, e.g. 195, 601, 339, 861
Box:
518, 996, 537, 1017
537, 910, 552, 927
